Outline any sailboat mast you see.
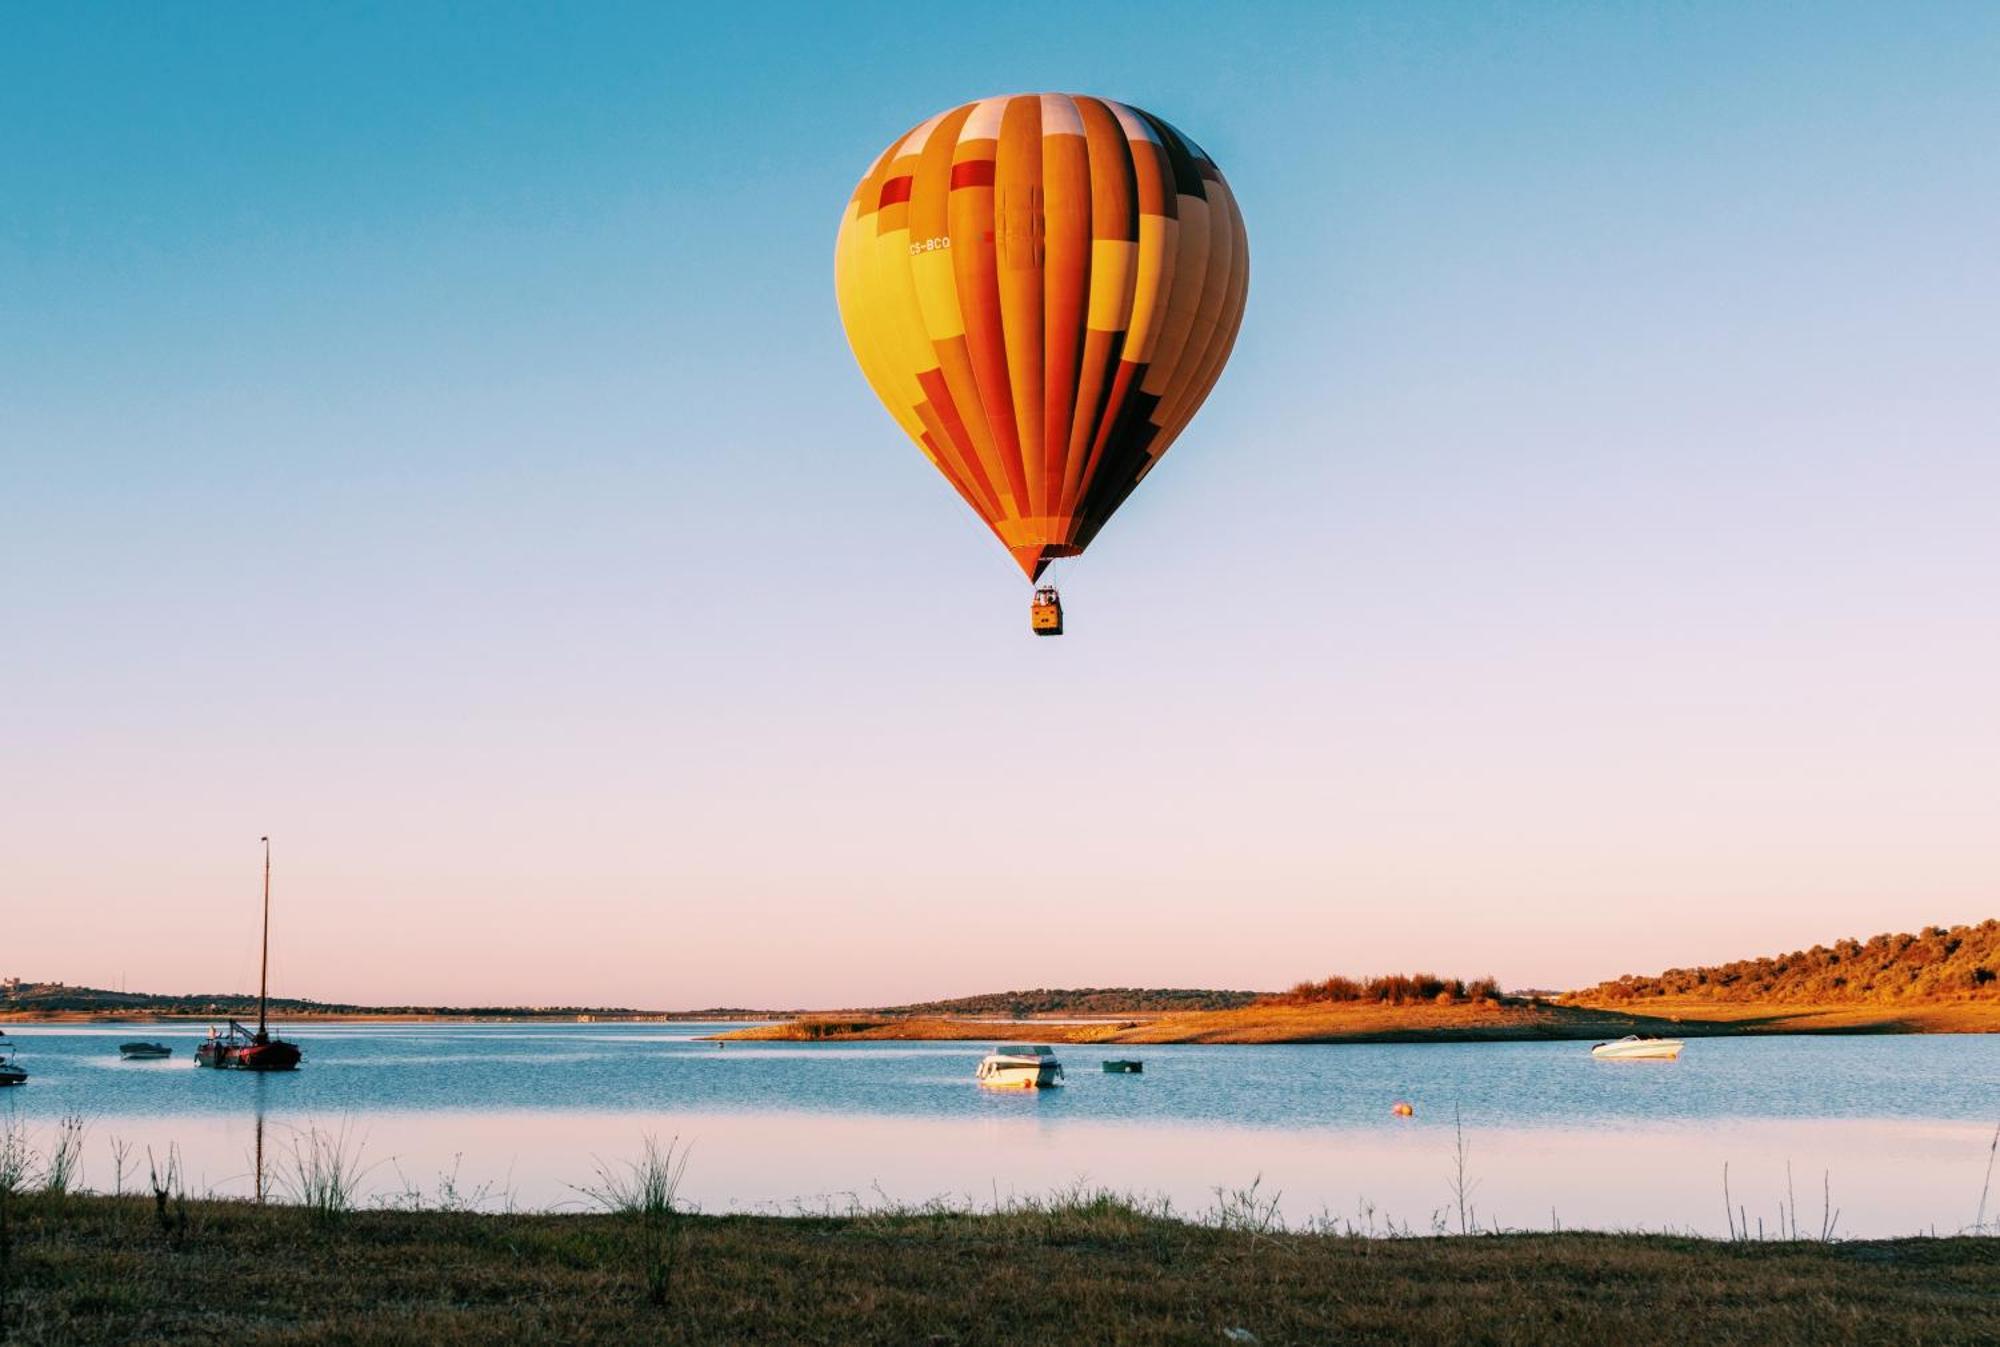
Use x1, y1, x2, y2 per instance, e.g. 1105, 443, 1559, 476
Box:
258, 836, 271, 1037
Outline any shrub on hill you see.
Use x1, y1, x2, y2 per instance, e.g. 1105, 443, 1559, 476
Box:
1577, 921, 2000, 1004
1259, 973, 1503, 1007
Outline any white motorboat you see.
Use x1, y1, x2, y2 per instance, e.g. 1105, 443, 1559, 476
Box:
1590, 1034, 1685, 1061
976, 1044, 1064, 1090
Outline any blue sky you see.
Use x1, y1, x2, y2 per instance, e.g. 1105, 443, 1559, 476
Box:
4, 3, 1996, 1006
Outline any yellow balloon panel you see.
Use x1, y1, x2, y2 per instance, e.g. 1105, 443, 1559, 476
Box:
835, 94, 1248, 578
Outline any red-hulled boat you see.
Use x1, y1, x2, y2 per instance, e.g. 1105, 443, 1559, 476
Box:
195, 1018, 301, 1071
196, 837, 303, 1072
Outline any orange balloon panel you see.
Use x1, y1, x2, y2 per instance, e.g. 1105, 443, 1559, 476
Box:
835, 94, 1248, 579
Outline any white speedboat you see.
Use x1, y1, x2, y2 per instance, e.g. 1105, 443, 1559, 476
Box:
976, 1044, 1064, 1090
1590, 1035, 1684, 1061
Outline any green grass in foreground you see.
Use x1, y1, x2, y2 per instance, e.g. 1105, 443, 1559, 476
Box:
3, 1190, 1996, 1346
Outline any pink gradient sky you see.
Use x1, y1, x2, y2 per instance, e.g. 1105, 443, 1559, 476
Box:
5, 6, 1995, 1008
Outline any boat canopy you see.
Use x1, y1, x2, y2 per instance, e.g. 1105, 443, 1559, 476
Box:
994, 1044, 1054, 1057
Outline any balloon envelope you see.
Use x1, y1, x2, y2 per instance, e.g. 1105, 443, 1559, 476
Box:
835, 93, 1248, 578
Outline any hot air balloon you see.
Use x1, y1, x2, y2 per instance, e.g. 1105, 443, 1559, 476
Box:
834, 93, 1248, 634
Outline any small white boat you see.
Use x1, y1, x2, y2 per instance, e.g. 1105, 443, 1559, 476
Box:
1590, 1034, 1685, 1061
976, 1044, 1064, 1090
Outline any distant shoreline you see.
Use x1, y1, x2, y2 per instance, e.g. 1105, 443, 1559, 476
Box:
715, 997, 2000, 1045
7, 999, 1998, 1041
0, 1011, 782, 1025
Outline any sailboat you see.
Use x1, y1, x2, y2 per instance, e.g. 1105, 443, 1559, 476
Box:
195, 837, 303, 1072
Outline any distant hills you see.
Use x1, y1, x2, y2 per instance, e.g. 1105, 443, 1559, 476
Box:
874, 987, 1258, 1017
8, 921, 1996, 1021
1573, 920, 2000, 1005
0, 981, 670, 1021
0, 980, 1254, 1021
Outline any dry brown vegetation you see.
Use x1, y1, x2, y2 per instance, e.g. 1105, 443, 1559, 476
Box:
724, 1002, 1661, 1045
1554, 999, 2000, 1034
1576, 921, 2000, 1006
7, 1191, 1997, 1345
724, 994, 2000, 1046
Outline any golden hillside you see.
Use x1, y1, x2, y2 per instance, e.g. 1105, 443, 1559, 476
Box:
1575, 921, 2000, 1005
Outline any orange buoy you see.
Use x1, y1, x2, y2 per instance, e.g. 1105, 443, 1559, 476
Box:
1390, 1100, 1414, 1117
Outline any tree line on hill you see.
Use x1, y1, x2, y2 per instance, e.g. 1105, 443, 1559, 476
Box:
0, 982, 658, 1019
877, 987, 1260, 1017
1577, 921, 2000, 1004
1259, 973, 1504, 1007
0, 982, 1257, 1019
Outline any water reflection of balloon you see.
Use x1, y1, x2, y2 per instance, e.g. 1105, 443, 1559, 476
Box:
835, 93, 1249, 632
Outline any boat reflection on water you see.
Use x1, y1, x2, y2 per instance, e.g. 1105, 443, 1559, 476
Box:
252, 1073, 271, 1203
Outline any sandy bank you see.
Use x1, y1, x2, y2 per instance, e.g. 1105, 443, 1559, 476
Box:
714, 998, 2000, 1044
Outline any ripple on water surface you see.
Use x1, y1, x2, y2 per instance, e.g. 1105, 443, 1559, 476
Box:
2, 1023, 1993, 1234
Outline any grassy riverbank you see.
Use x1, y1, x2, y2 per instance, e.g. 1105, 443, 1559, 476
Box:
716, 997, 2000, 1045
4, 1192, 1994, 1345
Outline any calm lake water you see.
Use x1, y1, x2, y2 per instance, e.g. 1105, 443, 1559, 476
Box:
3, 1023, 1996, 1237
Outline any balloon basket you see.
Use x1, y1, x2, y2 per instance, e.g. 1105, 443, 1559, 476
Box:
1031, 585, 1065, 636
